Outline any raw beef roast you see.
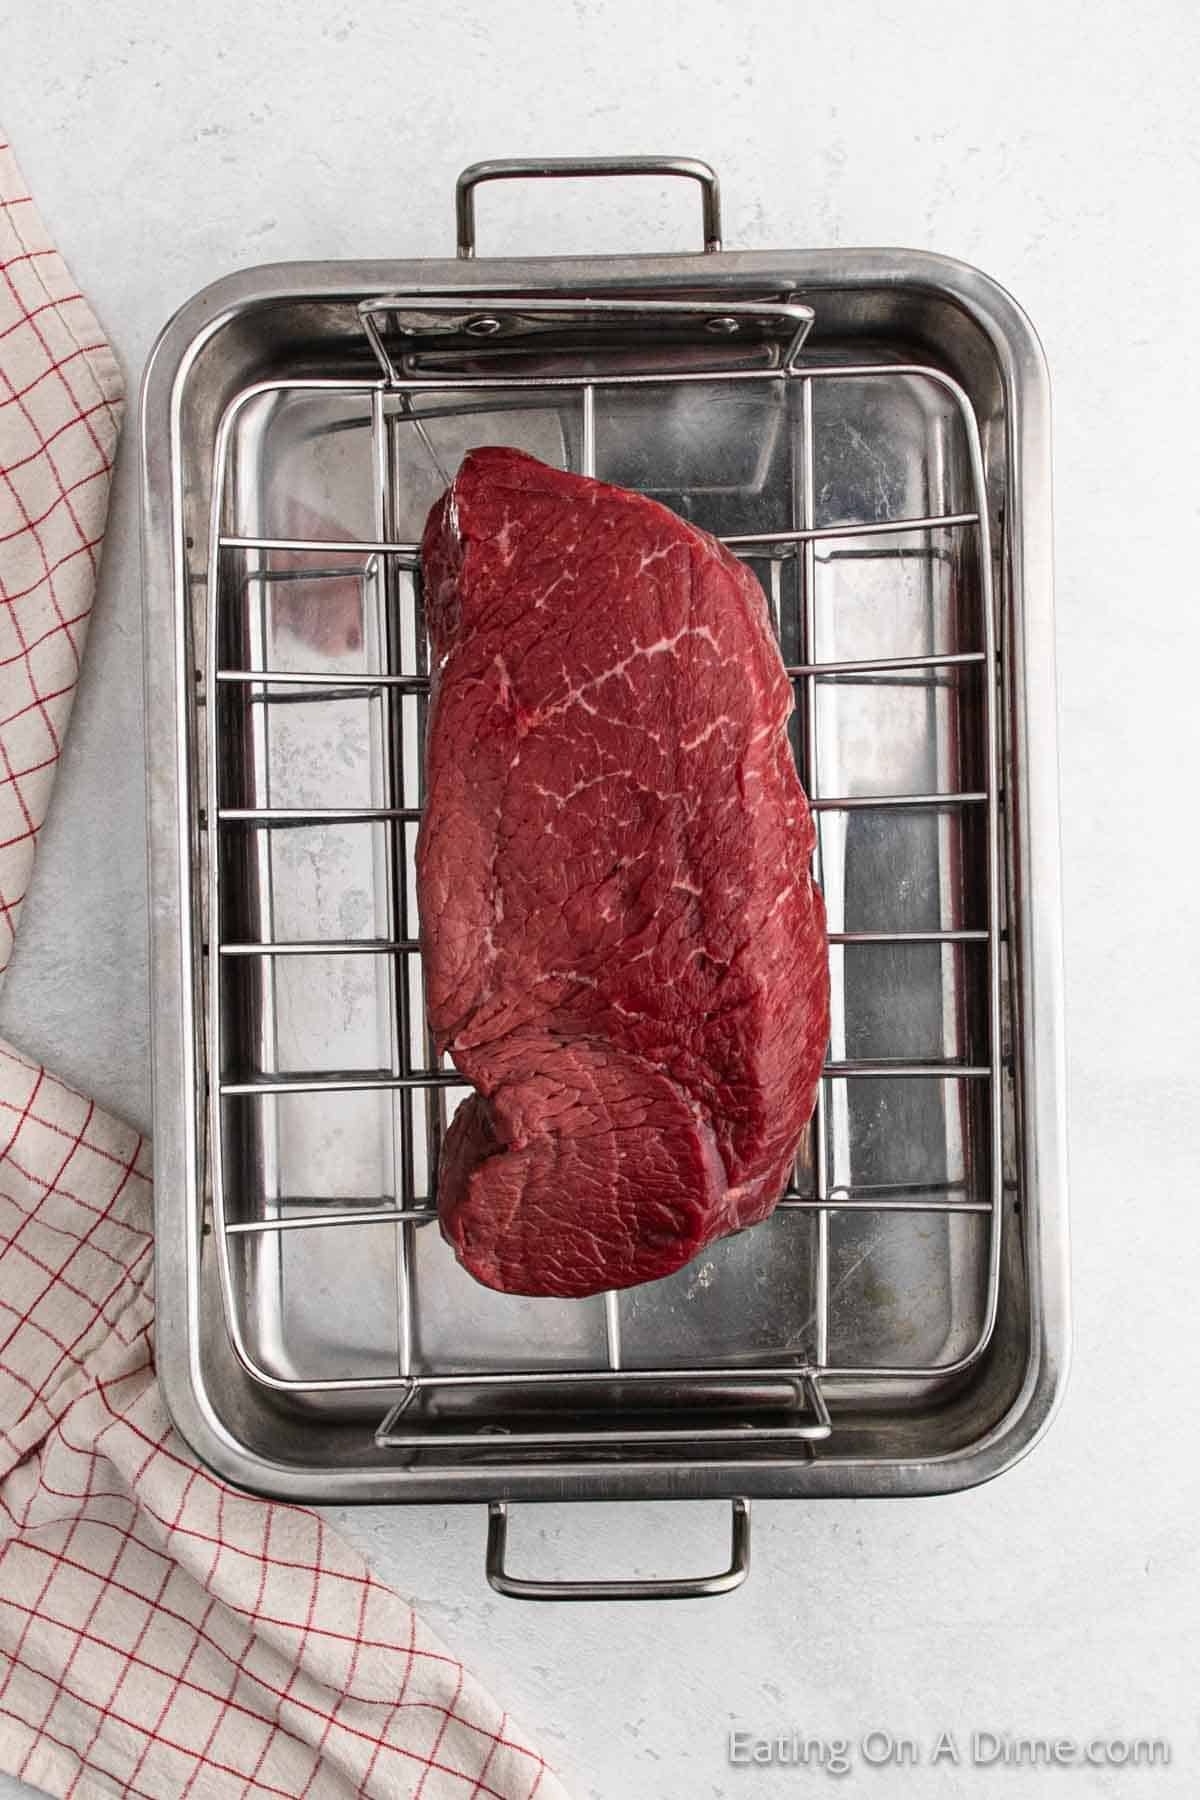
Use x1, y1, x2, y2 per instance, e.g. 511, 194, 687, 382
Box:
416, 447, 829, 1297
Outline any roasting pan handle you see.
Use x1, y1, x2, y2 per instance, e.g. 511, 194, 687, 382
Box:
455, 156, 722, 259
485, 1498, 750, 1602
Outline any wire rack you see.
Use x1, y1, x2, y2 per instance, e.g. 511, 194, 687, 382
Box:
202, 294, 1002, 1452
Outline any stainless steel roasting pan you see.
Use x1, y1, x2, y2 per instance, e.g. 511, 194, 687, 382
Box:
141, 159, 1068, 1599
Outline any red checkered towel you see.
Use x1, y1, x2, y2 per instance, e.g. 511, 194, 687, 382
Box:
0, 136, 568, 1800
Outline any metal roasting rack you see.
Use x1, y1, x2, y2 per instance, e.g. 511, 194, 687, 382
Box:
144, 156, 1066, 1598
205, 221, 1000, 1434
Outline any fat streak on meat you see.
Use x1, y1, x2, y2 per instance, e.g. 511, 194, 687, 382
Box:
416, 448, 829, 1297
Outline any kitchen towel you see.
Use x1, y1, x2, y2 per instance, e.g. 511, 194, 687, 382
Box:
0, 135, 567, 1800
0, 141, 121, 986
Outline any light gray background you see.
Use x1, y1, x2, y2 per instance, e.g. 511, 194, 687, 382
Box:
2, 1, 1198, 1795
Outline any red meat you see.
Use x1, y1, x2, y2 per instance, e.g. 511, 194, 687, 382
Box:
416, 448, 828, 1297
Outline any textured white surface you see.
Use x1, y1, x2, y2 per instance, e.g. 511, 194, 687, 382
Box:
2, 1, 1199, 1795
